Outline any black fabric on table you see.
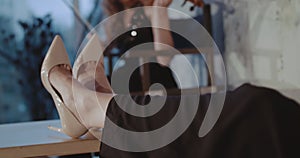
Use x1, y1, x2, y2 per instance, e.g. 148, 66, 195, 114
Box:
99, 84, 300, 158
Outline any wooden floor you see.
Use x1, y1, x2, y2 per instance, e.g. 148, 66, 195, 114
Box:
0, 120, 100, 158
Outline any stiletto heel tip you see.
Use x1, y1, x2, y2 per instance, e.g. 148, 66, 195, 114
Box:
48, 126, 63, 133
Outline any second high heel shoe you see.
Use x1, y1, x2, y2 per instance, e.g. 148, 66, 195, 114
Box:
41, 35, 88, 138
72, 34, 110, 139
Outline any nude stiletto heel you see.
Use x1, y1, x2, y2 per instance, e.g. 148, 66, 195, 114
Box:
73, 34, 108, 139
41, 35, 87, 138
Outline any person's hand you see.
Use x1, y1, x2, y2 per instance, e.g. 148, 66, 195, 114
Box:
153, 0, 173, 7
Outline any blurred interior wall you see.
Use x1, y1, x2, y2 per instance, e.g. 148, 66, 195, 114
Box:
224, 0, 300, 102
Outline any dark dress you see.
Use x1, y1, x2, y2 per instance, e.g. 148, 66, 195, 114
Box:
103, 8, 178, 93
100, 84, 300, 157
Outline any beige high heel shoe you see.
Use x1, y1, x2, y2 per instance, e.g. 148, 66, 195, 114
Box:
72, 34, 111, 139
73, 34, 112, 93
41, 35, 87, 138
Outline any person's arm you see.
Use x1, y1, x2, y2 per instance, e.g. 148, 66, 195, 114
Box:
145, 0, 174, 67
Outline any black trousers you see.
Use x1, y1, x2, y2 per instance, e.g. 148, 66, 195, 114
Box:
100, 84, 300, 158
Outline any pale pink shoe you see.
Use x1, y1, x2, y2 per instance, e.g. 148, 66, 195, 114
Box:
73, 34, 112, 139
41, 35, 87, 138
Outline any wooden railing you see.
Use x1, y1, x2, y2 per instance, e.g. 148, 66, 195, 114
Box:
0, 120, 100, 158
